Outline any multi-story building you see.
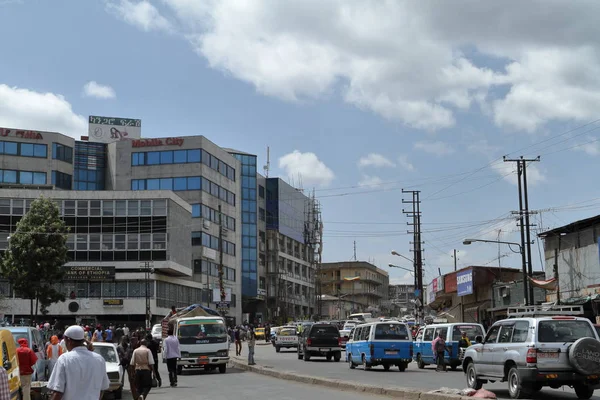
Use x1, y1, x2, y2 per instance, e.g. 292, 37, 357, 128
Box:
0, 127, 250, 325
260, 176, 321, 324
388, 283, 415, 315
320, 261, 389, 317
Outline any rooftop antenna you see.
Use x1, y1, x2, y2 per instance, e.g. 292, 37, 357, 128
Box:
263, 146, 270, 178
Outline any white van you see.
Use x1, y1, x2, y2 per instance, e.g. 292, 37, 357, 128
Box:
174, 316, 230, 374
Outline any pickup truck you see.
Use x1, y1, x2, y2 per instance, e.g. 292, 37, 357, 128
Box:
275, 326, 298, 352
298, 323, 342, 362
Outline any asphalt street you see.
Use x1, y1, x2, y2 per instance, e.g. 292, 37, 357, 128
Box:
231, 343, 600, 400
116, 355, 387, 400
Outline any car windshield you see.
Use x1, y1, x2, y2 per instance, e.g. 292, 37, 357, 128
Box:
279, 328, 296, 336
93, 346, 118, 363
10, 332, 28, 343
178, 320, 227, 339
538, 320, 595, 343
452, 325, 484, 341
374, 324, 410, 340
151, 325, 161, 334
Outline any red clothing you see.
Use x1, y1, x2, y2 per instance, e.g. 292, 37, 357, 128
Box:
16, 339, 38, 376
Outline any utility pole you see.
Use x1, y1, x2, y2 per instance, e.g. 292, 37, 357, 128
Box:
402, 189, 424, 324
141, 261, 153, 330
504, 156, 540, 306
453, 249, 458, 271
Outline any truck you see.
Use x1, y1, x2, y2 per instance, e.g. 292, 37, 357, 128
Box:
162, 304, 229, 375
274, 326, 298, 352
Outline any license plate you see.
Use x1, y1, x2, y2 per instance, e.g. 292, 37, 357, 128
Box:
319, 348, 329, 352
538, 352, 559, 359
198, 356, 208, 364
385, 350, 398, 355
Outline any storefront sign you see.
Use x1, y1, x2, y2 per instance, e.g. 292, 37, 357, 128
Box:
457, 269, 473, 296
427, 282, 436, 304
103, 299, 123, 307
0, 128, 43, 140
445, 272, 457, 293
89, 115, 141, 143
434, 276, 444, 293
65, 266, 116, 281
131, 137, 184, 148
257, 288, 267, 297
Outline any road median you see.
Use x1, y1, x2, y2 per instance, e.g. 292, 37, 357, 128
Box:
228, 356, 470, 400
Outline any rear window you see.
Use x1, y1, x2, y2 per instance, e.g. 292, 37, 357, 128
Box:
538, 320, 595, 343
452, 325, 484, 341
311, 326, 338, 336
279, 328, 296, 336
374, 324, 410, 340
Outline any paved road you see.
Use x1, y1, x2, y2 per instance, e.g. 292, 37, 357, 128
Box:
235, 343, 600, 400
116, 357, 386, 400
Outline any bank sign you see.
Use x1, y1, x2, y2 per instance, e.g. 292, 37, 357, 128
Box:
457, 269, 473, 297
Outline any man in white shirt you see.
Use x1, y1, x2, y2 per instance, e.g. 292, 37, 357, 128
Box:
47, 325, 110, 400
163, 327, 181, 387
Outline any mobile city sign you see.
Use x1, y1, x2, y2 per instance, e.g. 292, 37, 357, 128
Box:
88, 115, 141, 143
457, 269, 474, 297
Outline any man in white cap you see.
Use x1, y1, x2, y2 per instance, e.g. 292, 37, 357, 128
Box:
47, 325, 110, 400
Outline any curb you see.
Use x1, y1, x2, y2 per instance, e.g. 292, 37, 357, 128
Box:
228, 358, 470, 400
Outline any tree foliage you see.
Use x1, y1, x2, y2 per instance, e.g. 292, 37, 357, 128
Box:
1, 197, 68, 321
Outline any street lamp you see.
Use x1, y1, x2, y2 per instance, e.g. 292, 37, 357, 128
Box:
462, 238, 529, 305
388, 264, 414, 274
391, 251, 414, 264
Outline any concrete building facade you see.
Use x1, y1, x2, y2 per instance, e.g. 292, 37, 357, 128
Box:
320, 261, 389, 316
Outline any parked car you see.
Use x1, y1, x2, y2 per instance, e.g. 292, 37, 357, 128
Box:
0, 329, 21, 400
463, 313, 600, 399
92, 342, 123, 399
274, 326, 298, 352
254, 327, 266, 340
6, 327, 46, 381
346, 321, 413, 371
297, 323, 342, 362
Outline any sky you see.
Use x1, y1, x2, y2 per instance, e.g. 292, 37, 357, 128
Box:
2, 0, 600, 287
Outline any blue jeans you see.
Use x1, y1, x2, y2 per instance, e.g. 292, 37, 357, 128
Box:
248, 345, 255, 364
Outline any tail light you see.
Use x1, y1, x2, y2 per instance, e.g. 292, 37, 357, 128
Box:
409, 344, 413, 357
307, 338, 312, 346
369, 344, 374, 357
338, 337, 342, 346
526, 348, 537, 363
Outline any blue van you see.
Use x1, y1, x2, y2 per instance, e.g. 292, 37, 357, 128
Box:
413, 323, 485, 370
345, 321, 413, 371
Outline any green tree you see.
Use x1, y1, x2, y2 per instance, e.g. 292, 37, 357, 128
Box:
1, 197, 68, 323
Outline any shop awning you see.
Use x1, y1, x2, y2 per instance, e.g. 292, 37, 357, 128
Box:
528, 276, 557, 291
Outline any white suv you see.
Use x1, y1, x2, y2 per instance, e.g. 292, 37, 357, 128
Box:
463, 313, 600, 399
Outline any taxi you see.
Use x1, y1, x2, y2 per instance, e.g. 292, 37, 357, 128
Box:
0, 329, 21, 400
254, 327, 266, 340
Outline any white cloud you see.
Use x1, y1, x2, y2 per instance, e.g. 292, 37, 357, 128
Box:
358, 174, 383, 187
0, 84, 86, 139
106, 0, 173, 33
490, 160, 547, 186
278, 150, 334, 187
573, 138, 600, 156
82, 81, 116, 99
397, 155, 415, 171
390, 273, 413, 285
358, 153, 395, 168
414, 140, 455, 156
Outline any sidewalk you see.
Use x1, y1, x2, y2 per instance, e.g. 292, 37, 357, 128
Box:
228, 354, 469, 400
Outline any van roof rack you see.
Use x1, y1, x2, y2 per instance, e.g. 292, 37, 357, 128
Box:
507, 304, 584, 317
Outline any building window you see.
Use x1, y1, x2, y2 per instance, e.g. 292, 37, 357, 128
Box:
131, 176, 235, 205
51, 171, 72, 190
191, 204, 236, 230
132, 149, 235, 181
191, 231, 236, 255
52, 143, 73, 164
0, 169, 47, 185
0, 141, 47, 158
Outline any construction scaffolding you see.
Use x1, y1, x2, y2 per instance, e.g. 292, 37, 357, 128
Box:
304, 190, 323, 319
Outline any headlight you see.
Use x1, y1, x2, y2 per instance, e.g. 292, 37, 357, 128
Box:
217, 350, 228, 357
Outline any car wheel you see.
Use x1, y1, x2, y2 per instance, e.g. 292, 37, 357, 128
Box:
219, 364, 227, 374
466, 362, 483, 390
574, 384, 594, 399
362, 355, 371, 371
348, 355, 355, 369
417, 354, 425, 369
398, 363, 406, 372
304, 351, 311, 362
507, 366, 531, 399
333, 352, 341, 362
383, 364, 390, 371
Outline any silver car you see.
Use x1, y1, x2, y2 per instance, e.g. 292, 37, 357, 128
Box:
463, 313, 600, 399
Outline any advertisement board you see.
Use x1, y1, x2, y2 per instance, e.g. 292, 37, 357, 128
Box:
65, 266, 115, 281
88, 115, 141, 143
435, 276, 444, 292
457, 269, 474, 296
212, 287, 232, 302
445, 272, 457, 293
427, 282, 435, 304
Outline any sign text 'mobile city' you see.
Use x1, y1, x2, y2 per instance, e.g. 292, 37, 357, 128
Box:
131, 138, 184, 147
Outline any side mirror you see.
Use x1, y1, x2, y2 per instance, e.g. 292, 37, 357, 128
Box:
475, 335, 483, 344
3, 361, 11, 370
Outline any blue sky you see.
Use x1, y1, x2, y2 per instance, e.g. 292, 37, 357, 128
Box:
2, 1, 600, 285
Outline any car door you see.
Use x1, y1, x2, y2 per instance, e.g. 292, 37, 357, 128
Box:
491, 323, 514, 377
350, 327, 362, 362
478, 324, 500, 376
422, 327, 435, 363
414, 328, 424, 360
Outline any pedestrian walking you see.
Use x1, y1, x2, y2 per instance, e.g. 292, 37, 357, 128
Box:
130, 339, 155, 400
264, 324, 270, 343
0, 364, 10, 400
163, 327, 181, 387
116, 336, 130, 386
247, 327, 256, 365
16, 338, 37, 400
145, 333, 162, 387
46, 335, 63, 377
125, 337, 139, 400
235, 327, 242, 356
46, 325, 110, 399
431, 332, 449, 372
